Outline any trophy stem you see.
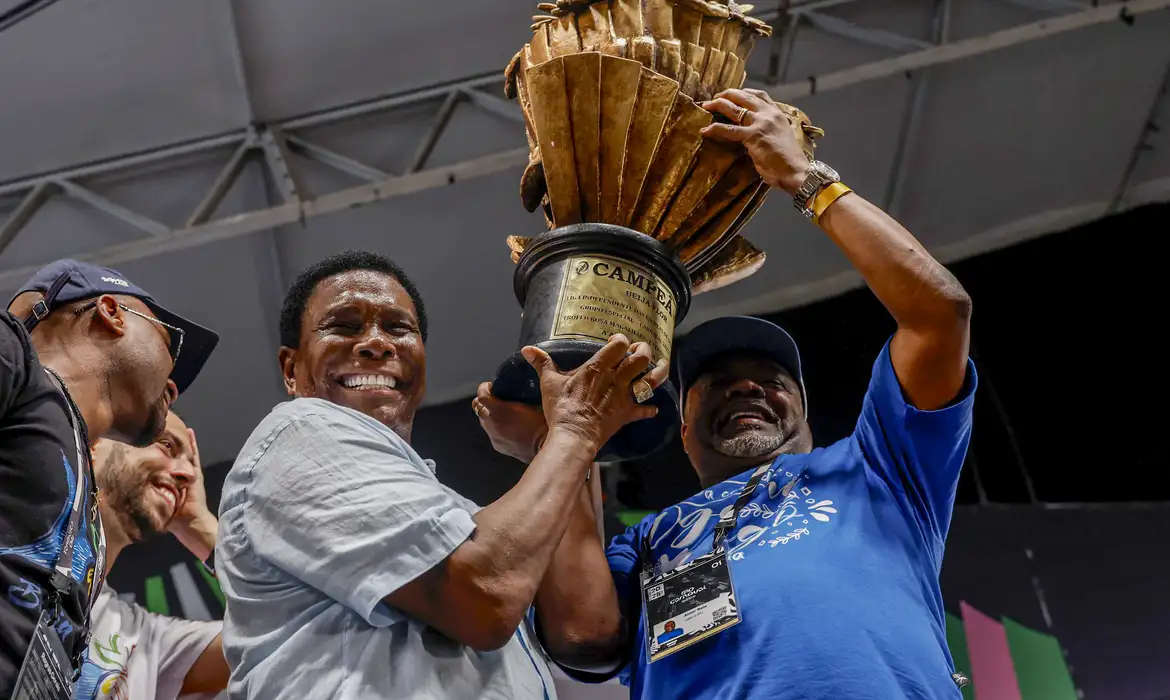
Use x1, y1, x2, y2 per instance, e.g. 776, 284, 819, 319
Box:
493, 223, 692, 462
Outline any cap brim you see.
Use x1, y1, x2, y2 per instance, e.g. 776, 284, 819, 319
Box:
144, 302, 219, 395
676, 316, 807, 415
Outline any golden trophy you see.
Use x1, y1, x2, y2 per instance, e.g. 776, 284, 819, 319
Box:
491, 0, 823, 460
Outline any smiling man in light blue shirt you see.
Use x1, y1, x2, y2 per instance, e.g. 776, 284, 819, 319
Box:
215, 250, 666, 699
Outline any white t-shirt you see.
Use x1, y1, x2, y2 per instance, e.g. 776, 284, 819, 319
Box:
74, 586, 224, 700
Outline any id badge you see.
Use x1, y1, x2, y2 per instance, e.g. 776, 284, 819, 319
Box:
11, 609, 74, 700
641, 550, 741, 663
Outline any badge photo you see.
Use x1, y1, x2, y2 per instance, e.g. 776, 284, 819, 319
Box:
642, 552, 741, 663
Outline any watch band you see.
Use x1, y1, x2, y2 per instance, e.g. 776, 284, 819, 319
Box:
811, 182, 852, 223
793, 161, 841, 219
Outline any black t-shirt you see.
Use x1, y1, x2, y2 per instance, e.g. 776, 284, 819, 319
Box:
0, 311, 103, 695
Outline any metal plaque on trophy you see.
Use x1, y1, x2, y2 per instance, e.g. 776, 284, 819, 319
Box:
492, 0, 823, 461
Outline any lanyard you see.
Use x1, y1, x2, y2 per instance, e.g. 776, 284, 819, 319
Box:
42, 368, 106, 617
711, 462, 770, 553
641, 460, 773, 574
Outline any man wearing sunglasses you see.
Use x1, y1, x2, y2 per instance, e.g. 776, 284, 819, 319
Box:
1, 259, 219, 698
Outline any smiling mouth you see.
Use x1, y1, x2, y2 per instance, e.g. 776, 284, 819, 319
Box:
338, 374, 400, 391
731, 411, 768, 423
717, 406, 777, 432
151, 483, 179, 517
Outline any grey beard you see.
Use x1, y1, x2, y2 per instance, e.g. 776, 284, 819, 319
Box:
712, 430, 785, 458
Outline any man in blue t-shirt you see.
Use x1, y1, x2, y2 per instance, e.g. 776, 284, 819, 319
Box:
654, 621, 683, 646
477, 86, 975, 699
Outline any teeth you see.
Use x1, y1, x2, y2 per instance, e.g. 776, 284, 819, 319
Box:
341, 374, 397, 390
155, 486, 175, 510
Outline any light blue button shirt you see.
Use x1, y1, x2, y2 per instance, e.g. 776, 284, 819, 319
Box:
216, 398, 556, 700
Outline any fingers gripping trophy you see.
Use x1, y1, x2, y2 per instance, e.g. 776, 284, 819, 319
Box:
491, 0, 825, 460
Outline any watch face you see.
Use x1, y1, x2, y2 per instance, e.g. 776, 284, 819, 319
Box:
814, 161, 839, 181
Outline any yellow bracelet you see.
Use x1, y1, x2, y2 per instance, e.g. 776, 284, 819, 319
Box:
811, 182, 853, 224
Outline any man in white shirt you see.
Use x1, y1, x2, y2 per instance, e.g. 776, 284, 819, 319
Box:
76, 411, 229, 700
216, 251, 665, 699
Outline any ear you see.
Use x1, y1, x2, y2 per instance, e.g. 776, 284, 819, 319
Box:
92, 295, 127, 336
277, 346, 298, 396
679, 421, 690, 456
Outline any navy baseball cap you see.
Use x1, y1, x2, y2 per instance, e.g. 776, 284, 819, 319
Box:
11, 259, 219, 394
675, 316, 808, 417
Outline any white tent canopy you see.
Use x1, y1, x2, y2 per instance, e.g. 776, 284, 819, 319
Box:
2, 0, 1168, 465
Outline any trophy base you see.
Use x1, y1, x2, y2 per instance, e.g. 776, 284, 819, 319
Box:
493, 341, 682, 462
492, 223, 691, 462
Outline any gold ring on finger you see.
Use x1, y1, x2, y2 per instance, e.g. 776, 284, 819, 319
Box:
735, 106, 750, 125
633, 378, 654, 404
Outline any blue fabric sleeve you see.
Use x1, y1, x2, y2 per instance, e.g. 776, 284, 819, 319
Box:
606, 523, 644, 619
606, 523, 647, 687
241, 410, 477, 627
853, 339, 977, 545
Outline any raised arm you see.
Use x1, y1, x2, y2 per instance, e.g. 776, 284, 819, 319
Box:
533, 469, 629, 670
475, 379, 632, 672
384, 335, 666, 651
702, 89, 971, 410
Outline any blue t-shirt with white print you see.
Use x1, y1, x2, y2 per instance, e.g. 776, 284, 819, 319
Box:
606, 340, 977, 700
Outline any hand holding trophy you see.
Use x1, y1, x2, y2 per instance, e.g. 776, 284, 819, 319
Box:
492, 0, 824, 461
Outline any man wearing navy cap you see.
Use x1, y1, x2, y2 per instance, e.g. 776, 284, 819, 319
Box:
0, 259, 218, 697
479, 88, 976, 699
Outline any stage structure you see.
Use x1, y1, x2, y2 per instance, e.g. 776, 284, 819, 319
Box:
1, 0, 1169, 468
3, 0, 1168, 289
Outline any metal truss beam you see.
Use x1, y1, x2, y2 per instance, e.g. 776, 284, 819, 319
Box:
181, 0, 258, 229
0, 147, 529, 289
0, 71, 501, 199
884, 0, 951, 215
56, 179, 169, 236
462, 88, 525, 123
786, 0, 865, 15
408, 91, 462, 174
225, 0, 295, 376
3, 0, 1168, 285
1109, 56, 1170, 213
186, 139, 253, 227
802, 11, 932, 52
765, 0, 1170, 101
764, 4, 800, 85
252, 148, 291, 356
0, 183, 51, 256
0, 134, 247, 199
284, 134, 391, 183
759, 0, 925, 76
281, 74, 499, 132
258, 127, 306, 203
995, 0, 1088, 13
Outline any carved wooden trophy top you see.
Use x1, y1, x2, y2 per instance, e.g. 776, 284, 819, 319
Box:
503, 0, 824, 294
